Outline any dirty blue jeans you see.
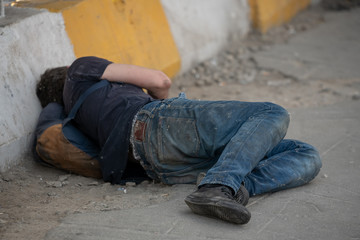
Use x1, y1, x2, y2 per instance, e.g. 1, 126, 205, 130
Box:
131, 94, 322, 196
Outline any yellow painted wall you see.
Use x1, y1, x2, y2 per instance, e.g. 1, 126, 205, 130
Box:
248, 0, 310, 33
14, 0, 181, 77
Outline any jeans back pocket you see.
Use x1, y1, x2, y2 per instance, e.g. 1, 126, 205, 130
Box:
157, 117, 201, 166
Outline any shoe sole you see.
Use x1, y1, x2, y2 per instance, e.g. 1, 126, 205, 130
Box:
184, 196, 251, 224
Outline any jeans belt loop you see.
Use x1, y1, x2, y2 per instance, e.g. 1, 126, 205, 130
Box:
178, 92, 187, 99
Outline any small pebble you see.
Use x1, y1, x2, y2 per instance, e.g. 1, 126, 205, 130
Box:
58, 175, 70, 182
61, 181, 69, 186
87, 181, 99, 186
117, 187, 127, 193
0, 219, 7, 224
1, 175, 12, 182
352, 93, 360, 100
195, 80, 205, 87
139, 180, 151, 185
46, 181, 62, 188
125, 182, 136, 187
104, 195, 112, 201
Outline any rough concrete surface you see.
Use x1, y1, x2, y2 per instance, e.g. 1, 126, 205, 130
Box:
253, 8, 360, 81
43, 101, 360, 240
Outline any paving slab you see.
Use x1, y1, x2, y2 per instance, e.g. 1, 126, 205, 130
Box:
44, 101, 360, 240
253, 8, 360, 81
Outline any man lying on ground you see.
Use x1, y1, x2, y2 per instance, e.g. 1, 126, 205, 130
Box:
36, 56, 322, 224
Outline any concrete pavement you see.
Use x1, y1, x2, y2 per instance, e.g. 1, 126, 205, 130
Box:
44, 7, 360, 240
44, 101, 360, 240
254, 8, 360, 81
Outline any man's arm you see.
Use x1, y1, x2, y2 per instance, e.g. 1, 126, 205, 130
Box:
101, 63, 172, 99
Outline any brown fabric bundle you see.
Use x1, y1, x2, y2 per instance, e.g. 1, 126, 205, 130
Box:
36, 123, 102, 179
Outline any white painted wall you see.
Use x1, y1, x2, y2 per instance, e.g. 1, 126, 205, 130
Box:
0, 7, 75, 171
161, 0, 250, 73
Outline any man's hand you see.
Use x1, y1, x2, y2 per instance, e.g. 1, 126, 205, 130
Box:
101, 63, 171, 99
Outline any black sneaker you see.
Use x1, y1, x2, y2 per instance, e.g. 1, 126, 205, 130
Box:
184, 184, 251, 224
196, 173, 249, 206
235, 184, 249, 206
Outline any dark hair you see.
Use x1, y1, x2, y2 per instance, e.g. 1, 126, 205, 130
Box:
36, 66, 68, 107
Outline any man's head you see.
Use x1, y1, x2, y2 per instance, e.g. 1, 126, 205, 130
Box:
36, 66, 67, 107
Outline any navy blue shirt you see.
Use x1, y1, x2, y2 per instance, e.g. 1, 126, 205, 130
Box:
63, 56, 153, 183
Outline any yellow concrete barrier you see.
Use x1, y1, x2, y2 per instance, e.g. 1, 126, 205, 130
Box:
14, 0, 181, 77
248, 0, 310, 33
